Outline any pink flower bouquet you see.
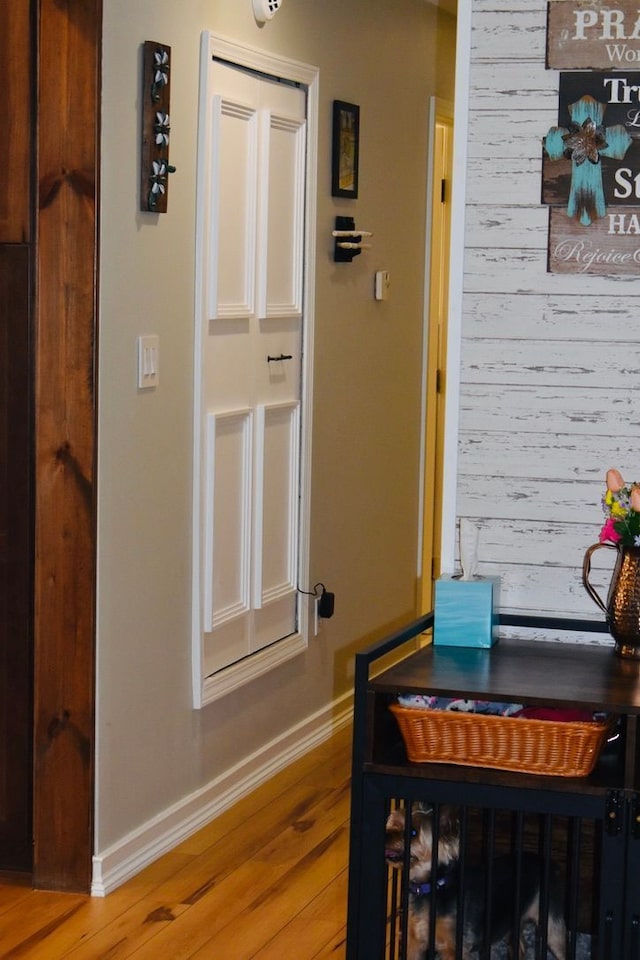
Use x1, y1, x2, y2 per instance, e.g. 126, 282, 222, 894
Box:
599, 468, 640, 547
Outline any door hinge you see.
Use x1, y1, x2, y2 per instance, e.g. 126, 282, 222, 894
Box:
436, 369, 445, 394
441, 178, 447, 203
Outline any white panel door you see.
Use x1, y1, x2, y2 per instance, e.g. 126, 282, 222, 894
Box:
197, 55, 306, 678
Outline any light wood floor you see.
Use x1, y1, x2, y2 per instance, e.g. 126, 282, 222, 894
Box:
0, 724, 353, 959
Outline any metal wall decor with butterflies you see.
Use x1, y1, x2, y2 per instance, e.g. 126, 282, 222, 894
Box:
141, 41, 176, 213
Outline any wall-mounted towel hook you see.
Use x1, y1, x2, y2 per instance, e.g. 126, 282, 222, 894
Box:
332, 216, 373, 262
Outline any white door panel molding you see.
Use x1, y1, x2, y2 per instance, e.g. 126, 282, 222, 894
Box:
192, 33, 318, 707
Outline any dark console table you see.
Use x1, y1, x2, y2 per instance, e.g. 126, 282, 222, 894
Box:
346, 612, 640, 960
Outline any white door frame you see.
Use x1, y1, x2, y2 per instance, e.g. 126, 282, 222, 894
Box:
192, 34, 319, 707
440, 6, 472, 575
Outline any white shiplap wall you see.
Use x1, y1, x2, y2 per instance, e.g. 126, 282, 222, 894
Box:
451, 0, 640, 633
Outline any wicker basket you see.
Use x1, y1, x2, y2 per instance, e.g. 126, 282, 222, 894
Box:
389, 703, 612, 777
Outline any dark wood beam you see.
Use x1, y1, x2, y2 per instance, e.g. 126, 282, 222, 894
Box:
33, 0, 101, 892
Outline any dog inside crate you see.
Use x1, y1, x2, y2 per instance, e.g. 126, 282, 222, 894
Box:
384, 799, 597, 960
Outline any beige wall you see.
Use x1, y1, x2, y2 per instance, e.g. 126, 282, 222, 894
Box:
97, 0, 456, 856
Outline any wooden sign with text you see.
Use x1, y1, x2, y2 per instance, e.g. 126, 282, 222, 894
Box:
543, 70, 640, 274
549, 207, 640, 273
548, 1, 640, 69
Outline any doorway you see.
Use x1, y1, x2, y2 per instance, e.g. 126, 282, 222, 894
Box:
1, 1, 33, 877
421, 99, 453, 614
0, 247, 32, 875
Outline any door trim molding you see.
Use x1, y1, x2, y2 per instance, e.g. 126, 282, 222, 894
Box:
440, 6, 472, 574
418, 97, 453, 612
191, 34, 318, 707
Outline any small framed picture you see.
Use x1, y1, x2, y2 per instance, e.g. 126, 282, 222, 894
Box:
331, 100, 360, 199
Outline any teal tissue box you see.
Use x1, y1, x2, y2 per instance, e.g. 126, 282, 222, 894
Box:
434, 575, 500, 648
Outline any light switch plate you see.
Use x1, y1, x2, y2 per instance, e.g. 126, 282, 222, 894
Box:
137, 335, 159, 389
374, 270, 391, 301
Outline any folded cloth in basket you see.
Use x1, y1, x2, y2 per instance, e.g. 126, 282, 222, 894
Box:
513, 706, 595, 723
396, 694, 523, 716
396, 696, 604, 724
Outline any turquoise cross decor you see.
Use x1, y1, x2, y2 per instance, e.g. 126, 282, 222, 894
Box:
544, 94, 632, 226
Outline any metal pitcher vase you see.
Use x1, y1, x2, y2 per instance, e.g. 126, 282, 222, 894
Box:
583, 543, 640, 659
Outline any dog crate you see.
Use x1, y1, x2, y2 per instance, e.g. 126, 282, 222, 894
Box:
346, 613, 640, 960
382, 797, 600, 959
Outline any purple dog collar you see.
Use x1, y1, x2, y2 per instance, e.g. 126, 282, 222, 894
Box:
408, 875, 448, 897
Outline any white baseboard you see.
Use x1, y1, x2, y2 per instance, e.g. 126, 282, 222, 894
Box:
91, 692, 353, 896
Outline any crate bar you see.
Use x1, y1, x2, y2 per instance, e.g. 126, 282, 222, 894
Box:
347, 613, 433, 959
